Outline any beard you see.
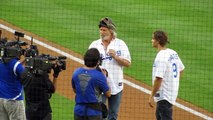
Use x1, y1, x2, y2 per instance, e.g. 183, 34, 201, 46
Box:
100, 34, 110, 41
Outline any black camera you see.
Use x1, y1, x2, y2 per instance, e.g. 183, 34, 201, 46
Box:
24, 44, 39, 57
24, 37, 39, 57
25, 54, 67, 75
0, 47, 23, 62
0, 30, 67, 75
0, 31, 27, 63
48, 55, 66, 70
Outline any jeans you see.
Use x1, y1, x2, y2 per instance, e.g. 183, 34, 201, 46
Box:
102, 91, 123, 120
156, 100, 173, 120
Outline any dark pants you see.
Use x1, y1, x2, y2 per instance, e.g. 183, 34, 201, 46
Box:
26, 112, 52, 120
74, 114, 102, 120
156, 100, 173, 120
26, 101, 52, 120
43, 112, 52, 120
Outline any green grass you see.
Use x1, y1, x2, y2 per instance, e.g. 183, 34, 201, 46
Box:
50, 93, 75, 120
1, 0, 213, 112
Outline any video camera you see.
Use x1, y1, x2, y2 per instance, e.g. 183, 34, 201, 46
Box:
25, 54, 67, 75
24, 36, 39, 57
0, 30, 67, 75
0, 31, 28, 63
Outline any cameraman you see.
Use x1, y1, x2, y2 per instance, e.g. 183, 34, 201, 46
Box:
72, 48, 111, 120
0, 57, 26, 120
21, 55, 62, 120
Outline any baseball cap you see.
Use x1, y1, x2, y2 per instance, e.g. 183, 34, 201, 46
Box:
99, 17, 116, 31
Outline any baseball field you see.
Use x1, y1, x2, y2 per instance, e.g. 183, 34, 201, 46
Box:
0, 0, 213, 119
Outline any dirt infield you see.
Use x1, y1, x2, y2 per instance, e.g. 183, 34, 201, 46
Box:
1, 20, 212, 120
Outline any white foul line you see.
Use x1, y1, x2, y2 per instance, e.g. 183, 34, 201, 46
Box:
0, 24, 212, 120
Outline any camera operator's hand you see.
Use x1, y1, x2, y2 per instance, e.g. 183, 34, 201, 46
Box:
96, 66, 108, 77
53, 65, 61, 78
102, 68, 108, 77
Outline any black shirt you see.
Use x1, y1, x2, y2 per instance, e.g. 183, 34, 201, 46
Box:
24, 72, 55, 120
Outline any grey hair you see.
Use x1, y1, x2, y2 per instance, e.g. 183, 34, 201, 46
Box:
110, 29, 117, 38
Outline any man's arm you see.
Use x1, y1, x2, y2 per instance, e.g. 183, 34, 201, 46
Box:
71, 78, 76, 93
114, 55, 131, 67
72, 88, 76, 93
52, 64, 62, 90
53, 77, 58, 90
105, 90, 111, 98
179, 70, 184, 79
108, 49, 131, 67
148, 77, 162, 108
